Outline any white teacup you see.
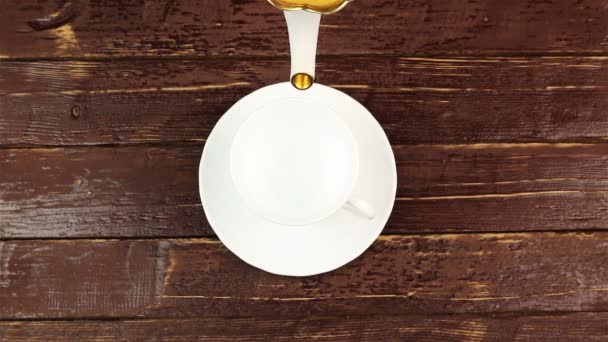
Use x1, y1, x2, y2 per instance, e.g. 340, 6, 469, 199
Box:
230, 97, 374, 226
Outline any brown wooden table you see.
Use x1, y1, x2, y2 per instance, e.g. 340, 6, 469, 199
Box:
1, 0, 608, 340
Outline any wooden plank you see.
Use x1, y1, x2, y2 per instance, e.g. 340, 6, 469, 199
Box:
0, 146, 209, 238
2, 0, 608, 58
5, 143, 608, 238
391, 143, 608, 232
1, 313, 607, 341
0, 233, 607, 318
3, 56, 608, 146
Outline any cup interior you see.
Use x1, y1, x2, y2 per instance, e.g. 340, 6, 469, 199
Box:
230, 97, 359, 226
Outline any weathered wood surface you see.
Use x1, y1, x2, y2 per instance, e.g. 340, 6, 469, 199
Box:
5, 143, 608, 238
2, 0, 608, 335
0, 145, 208, 238
2, 0, 608, 58
0, 233, 606, 318
3, 56, 608, 146
2, 313, 607, 341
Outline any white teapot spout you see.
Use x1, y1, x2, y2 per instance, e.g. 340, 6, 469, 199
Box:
284, 10, 321, 90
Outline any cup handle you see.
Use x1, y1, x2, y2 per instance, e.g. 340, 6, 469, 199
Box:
344, 199, 375, 220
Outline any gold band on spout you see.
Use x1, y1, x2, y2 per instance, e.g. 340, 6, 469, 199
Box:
267, 0, 352, 14
291, 73, 314, 90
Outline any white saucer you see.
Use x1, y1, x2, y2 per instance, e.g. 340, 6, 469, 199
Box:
199, 82, 397, 276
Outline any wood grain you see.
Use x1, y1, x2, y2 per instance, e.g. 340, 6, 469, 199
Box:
5, 143, 608, 238
0, 233, 607, 318
1, 313, 607, 341
3, 56, 608, 147
391, 143, 608, 232
2, 0, 608, 58
0, 145, 208, 238
3, 0, 607, 334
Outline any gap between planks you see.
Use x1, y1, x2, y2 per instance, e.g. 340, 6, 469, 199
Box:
3, 51, 608, 63
0, 230, 605, 243
0, 310, 606, 323
0, 142, 602, 152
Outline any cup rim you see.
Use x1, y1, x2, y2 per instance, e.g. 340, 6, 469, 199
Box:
229, 96, 360, 226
